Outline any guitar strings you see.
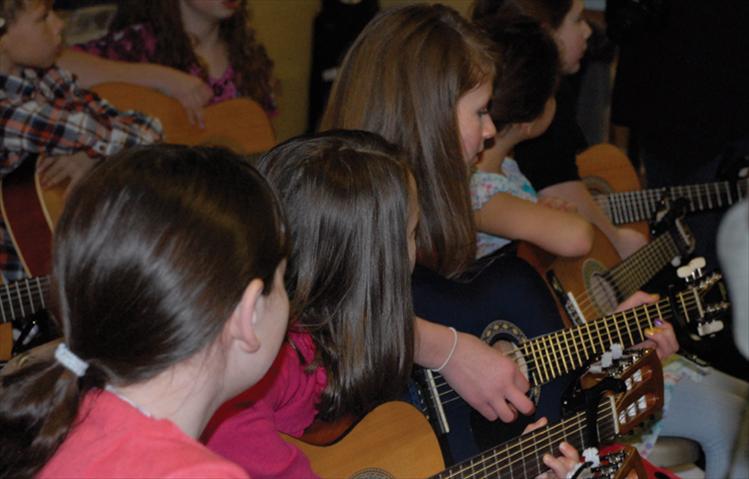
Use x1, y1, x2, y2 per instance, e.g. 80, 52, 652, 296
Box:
606, 180, 742, 225
427, 296, 696, 407
572, 233, 679, 319
0, 278, 51, 323
438, 402, 617, 479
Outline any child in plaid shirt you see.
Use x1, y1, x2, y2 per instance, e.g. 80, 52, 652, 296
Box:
0, 0, 162, 282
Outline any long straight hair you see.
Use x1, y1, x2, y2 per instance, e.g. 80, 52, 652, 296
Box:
106, 0, 275, 112
0, 145, 287, 479
321, 4, 496, 278
258, 130, 415, 420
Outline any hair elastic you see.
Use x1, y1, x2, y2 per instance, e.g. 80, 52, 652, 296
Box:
55, 343, 89, 377
432, 326, 458, 372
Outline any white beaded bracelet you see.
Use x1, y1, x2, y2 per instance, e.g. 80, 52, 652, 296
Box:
432, 326, 458, 372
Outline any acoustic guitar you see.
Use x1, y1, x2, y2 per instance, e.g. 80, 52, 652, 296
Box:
413, 271, 727, 449
286, 348, 663, 479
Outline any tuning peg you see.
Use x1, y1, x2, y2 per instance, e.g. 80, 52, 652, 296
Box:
601, 352, 613, 368
583, 447, 601, 468
611, 343, 623, 359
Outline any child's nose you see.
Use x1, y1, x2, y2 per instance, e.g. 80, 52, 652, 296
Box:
483, 116, 497, 139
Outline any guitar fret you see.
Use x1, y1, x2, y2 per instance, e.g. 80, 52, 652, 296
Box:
554, 332, 569, 373
24, 278, 34, 314
15, 281, 25, 318
680, 290, 690, 320
603, 315, 614, 348
591, 319, 605, 353
566, 329, 582, 370
635, 192, 645, 222
624, 308, 635, 345
612, 311, 623, 344
36, 277, 46, 309
545, 335, 560, 378
652, 303, 660, 329
532, 340, 549, 384
696, 186, 705, 210
714, 182, 722, 207
6, 283, 16, 321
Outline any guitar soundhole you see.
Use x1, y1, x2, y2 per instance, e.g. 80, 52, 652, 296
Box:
588, 272, 618, 316
350, 467, 394, 479
480, 320, 540, 404
582, 259, 618, 316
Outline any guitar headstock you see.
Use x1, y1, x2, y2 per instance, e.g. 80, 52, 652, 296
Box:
580, 348, 664, 438
578, 446, 647, 479
676, 271, 729, 338
650, 197, 695, 264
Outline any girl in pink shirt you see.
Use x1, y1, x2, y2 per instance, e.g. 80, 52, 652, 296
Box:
204, 130, 418, 478
0, 144, 289, 479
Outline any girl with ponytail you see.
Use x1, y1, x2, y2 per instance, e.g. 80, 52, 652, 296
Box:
0, 144, 289, 479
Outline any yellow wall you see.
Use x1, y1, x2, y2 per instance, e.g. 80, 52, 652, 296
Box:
251, 1, 472, 142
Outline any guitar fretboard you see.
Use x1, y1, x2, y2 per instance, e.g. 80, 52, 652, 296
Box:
0, 276, 50, 325
425, 285, 698, 409
431, 399, 616, 479
597, 179, 748, 225
604, 232, 680, 303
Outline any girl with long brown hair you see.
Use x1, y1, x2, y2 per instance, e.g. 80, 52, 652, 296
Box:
0, 144, 289, 478
59, 0, 275, 125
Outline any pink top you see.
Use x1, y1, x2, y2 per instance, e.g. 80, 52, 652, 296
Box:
39, 389, 248, 479
203, 331, 327, 479
75, 23, 277, 113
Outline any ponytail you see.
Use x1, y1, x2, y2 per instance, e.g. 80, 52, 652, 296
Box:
0, 355, 106, 479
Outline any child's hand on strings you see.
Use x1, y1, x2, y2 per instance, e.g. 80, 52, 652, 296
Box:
38, 151, 98, 193
440, 332, 534, 422
617, 291, 679, 360
522, 417, 583, 479
159, 69, 213, 128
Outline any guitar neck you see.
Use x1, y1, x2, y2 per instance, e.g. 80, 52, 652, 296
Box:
523, 287, 695, 388
432, 399, 617, 479
0, 276, 50, 325
600, 179, 748, 225
605, 232, 680, 301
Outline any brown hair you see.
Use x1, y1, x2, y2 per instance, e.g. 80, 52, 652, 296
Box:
321, 4, 495, 277
258, 130, 415, 420
107, 0, 275, 112
0, 0, 48, 35
477, 9, 560, 131
472, 0, 573, 30
0, 145, 287, 479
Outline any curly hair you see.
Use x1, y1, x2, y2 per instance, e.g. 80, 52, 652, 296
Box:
107, 0, 275, 111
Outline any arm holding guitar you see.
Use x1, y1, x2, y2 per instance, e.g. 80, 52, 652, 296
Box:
414, 317, 535, 423
538, 180, 648, 259
58, 48, 212, 127
475, 192, 594, 258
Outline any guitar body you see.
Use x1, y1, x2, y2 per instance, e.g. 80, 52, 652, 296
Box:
90, 83, 276, 155
576, 144, 649, 238
0, 157, 64, 278
283, 401, 444, 479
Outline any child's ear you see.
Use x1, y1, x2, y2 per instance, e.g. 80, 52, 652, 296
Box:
226, 278, 265, 353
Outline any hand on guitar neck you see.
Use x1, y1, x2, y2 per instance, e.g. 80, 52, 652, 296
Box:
37, 151, 97, 192
615, 292, 680, 360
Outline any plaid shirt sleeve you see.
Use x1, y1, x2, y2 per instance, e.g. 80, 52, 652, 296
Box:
0, 66, 163, 176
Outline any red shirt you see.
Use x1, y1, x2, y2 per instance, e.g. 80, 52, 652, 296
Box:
40, 389, 247, 478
